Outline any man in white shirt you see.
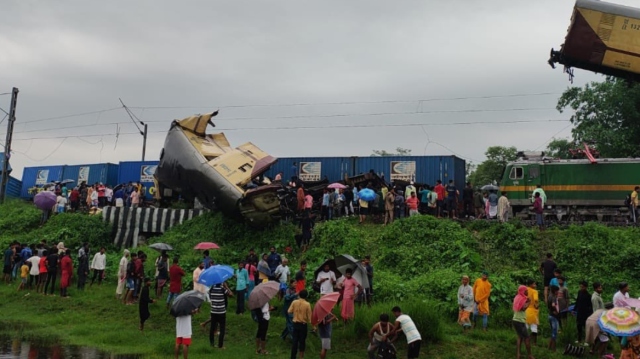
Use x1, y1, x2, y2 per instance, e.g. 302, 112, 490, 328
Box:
613, 282, 631, 308
27, 254, 40, 289
56, 195, 67, 213
275, 258, 291, 300
388, 306, 422, 359
316, 264, 337, 295
90, 247, 107, 287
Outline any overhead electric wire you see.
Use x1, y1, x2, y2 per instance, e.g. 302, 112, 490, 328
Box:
16, 107, 122, 126
128, 92, 562, 110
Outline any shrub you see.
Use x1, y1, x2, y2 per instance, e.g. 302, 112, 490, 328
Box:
0, 200, 41, 236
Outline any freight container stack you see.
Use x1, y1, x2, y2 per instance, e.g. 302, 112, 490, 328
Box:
62, 163, 119, 187
20, 165, 65, 198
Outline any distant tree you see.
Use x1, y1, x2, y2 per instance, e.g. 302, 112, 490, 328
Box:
371, 147, 412, 156
545, 138, 574, 159
557, 77, 640, 158
468, 146, 518, 186
466, 162, 476, 178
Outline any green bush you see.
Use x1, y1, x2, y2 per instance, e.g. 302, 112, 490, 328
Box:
0, 200, 41, 236
32, 213, 112, 251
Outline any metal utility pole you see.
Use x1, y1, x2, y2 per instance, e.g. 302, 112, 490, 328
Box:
142, 122, 147, 161
0, 87, 18, 204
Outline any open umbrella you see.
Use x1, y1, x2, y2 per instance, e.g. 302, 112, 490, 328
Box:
334, 254, 370, 290
34, 191, 57, 210
312, 292, 340, 325
358, 188, 376, 202
598, 307, 640, 337
248, 281, 280, 310
149, 243, 174, 252
61, 179, 75, 185
194, 242, 220, 250
313, 259, 342, 284
481, 184, 499, 191
251, 155, 278, 178
328, 183, 346, 190
170, 290, 207, 317
197, 265, 234, 286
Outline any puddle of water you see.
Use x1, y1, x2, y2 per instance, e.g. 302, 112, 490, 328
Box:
0, 337, 140, 359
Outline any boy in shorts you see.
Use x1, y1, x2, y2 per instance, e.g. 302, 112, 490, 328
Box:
319, 313, 337, 359
175, 309, 197, 359
18, 261, 29, 291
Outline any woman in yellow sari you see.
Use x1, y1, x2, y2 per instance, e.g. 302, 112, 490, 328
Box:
473, 271, 492, 331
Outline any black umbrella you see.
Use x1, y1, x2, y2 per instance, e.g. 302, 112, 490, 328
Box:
149, 243, 174, 252
313, 259, 342, 282
170, 290, 207, 317
61, 179, 75, 185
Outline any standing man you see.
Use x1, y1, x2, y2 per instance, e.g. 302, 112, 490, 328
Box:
295, 261, 307, 294
457, 275, 474, 332
139, 277, 156, 331
473, 271, 492, 331
90, 247, 107, 287
116, 249, 130, 300
387, 307, 422, 359
344, 185, 354, 217
245, 249, 258, 273
316, 263, 337, 295
275, 258, 291, 300
406, 192, 419, 217
59, 250, 73, 298
297, 186, 305, 213
363, 256, 374, 305
192, 262, 205, 294
318, 313, 337, 359
289, 289, 312, 359
591, 282, 608, 357
27, 252, 40, 289
384, 188, 395, 225
631, 186, 640, 222
445, 180, 458, 219
77, 243, 90, 290
291, 162, 298, 183
575, 280, 593, 344
463, 182, 474, 218
236, 261, 249, 314
512, 286, 533, 359
533, 192, 544, 229
532, 184, 547, 207
525, 279, 540, 345
123, 252, 138, 304
130, 188, 140, 209
167, 257, 185, 307
418, 186, 430, 214
209, 283, 232, 349
267, 247, 282, 280
434, 180, 445, 218
3, 243, 14, 284
539, 253, 557, 304
613, 282, 630, 308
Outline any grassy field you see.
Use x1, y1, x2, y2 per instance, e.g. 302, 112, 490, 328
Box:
0, 281, 616, 359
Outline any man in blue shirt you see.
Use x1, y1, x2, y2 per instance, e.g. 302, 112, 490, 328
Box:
267, 247, 281, 278
418, 186, 430, 214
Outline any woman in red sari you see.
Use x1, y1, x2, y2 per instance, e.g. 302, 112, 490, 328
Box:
340, 268, 363, 323
60, 250, 73, 298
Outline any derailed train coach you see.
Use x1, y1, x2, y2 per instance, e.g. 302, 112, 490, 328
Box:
549, 0, 640, 81
154, 112, 282, 227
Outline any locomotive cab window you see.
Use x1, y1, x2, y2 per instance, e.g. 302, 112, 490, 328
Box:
509, 167, 524, 180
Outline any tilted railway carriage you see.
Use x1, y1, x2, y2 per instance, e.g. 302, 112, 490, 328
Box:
499, 156, 640, 222
549, 0, 640, 81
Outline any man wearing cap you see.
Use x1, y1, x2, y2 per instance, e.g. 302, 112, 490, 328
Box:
473, 271, 492, 331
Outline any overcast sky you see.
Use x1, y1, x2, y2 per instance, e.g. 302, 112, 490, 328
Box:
1, 0, 634, 179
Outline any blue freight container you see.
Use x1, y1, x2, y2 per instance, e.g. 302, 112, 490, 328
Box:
6, 176, 21, 198
117, 161, 160, 199
62, 163, 119, 188
20, 165, 65, 198
264, 157, 353, 183
354, 155, 466, 191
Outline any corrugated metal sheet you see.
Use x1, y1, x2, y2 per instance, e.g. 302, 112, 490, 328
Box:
62, 163, 119, 187
354, 155, 466, 189
117, 161, 160, 200
20, 165, 65, 198
264, 157, 353, 183
6, 176, 21, 198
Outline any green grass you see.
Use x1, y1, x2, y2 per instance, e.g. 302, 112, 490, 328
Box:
0, 282, 618, 358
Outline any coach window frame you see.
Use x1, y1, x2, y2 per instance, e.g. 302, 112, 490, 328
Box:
509, 166, 524, 180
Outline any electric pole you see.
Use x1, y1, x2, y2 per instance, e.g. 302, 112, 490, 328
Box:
142, 122, 147, 161
0, 87, 19, 204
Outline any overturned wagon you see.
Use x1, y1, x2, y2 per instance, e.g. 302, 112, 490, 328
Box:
154, 112, 283, 227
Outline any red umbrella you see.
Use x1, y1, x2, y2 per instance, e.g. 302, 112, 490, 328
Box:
312, 292, 340, 325
194, 242, 220, 250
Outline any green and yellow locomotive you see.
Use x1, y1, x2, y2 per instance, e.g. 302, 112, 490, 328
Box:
499, 152, 637, 222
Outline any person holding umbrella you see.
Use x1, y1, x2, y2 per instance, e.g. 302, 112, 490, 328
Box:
249, 281, 280, 355
208, 283, 233, 349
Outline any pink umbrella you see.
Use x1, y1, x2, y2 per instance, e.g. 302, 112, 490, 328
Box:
312, 292, 340, 325
194, 242, 220, 250
327, 183, 346, 190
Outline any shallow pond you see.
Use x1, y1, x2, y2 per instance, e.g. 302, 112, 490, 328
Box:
0, 337, 140, 359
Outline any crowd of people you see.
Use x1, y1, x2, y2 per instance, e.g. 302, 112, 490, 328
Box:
37, 181, 145, 215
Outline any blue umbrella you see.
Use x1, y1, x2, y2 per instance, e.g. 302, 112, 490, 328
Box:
358, 188, 376, 202
197, 265, 235, 286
